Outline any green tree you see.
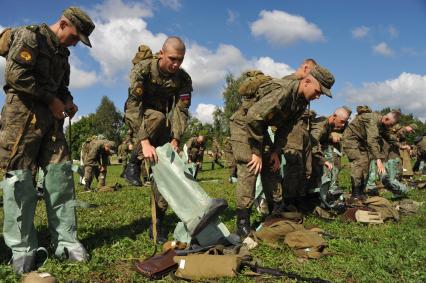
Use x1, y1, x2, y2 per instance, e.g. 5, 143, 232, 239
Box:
93, 96, 124, 144
212, 106, 227, 141
65, 114, 97, 160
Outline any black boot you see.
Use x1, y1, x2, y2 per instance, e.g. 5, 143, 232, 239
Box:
191, 198, 228, 236
124, 149, 143, 187
149, 211, 167, 244
236, 208, 252, 238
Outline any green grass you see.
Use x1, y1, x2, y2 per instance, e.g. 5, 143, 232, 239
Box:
0, 159, 426, 282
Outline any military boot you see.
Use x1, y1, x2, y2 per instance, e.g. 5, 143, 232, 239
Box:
149, 211, 167, 244
236, 208, 252, 238
123, 150, 143, 187
191, 198, 228, 236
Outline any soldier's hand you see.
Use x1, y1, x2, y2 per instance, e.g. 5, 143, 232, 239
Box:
170, 139, 180, 153
141, 139, 158, 163
49, 97, 66, 120
324, 161, 333, 171
376, 159, 386, 175
269, 152, 280, 172
248, 154, 262, 174
65, 102, 78, 119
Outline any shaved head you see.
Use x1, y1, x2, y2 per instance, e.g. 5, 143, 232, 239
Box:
382, 111, 401, 127
329, 106, 352, 130
334, 107, 351, 120
162, 36, 186, 53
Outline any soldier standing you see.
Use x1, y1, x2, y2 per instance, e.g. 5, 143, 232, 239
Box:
82, 139, 116, 191
117, 138, 132, 178
230, 65, 335, 237
123, 37, 192, 243
413, 133, 426, 174
0, 7, 94, 273
211, 138, 224, 170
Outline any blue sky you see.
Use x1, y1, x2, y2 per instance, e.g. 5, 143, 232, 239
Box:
1, 0, 425, 123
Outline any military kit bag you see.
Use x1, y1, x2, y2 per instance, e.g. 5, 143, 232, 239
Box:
238, 70, 272, 97
173, 254, 241, 280
0, 27, 12, 57
134, 249, 178, 279
284, 230, 330, 259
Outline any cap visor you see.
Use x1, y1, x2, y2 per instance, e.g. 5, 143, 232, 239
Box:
78, 33, 92, 48
321, 86, 332, 98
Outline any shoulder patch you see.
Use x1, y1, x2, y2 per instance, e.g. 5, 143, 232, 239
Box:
16, 46, 34, 64
132, 83, 144, 96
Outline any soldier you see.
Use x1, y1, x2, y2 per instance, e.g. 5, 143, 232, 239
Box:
413, 133, 426, 173
0, 7, 94, 273
223, 136, 237, 182
282, 109, 314, 211
211, 138, 224, 170
230, 65, 335, 237
82, 139, 116, 191
308, 107, 351, 207
117, 138, 132, 178
395, 124, 417, 177
123, 37, 193, 243
186, 135, 206, 179
343, 110, 401, 201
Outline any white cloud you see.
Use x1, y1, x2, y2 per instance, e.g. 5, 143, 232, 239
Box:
250, 10, 324, 46
88, 0, 166, 78
193, 103, 217, 124
373, 42, 394, 57
159, 0, 182, 11
387, 25, 399, 38
340, 72, 426, 121
182, 44, 293, 92
253, 57, 293, 78
227, 9, 238, 24
352, 26, 370, 38
64, 115, 83, 127
91, 0, 152, 20
70, 64, 98, 89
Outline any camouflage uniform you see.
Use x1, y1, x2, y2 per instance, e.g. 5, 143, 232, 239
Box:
82, 139, 115, 190
342, 112, 397, 198
282, 111, 312, 205
186, 137, 205, 163
0, 7, 94, 273
223, 136, 237, 180
211, 139, 224, 170
308, 116, 333, 191
230, 77, 308, 231
413, 135, 426, 173
117, 139, 131, 176
124, 56, 192, 216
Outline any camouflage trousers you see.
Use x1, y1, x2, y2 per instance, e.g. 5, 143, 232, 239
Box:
0, 93, 69, 171
125, 102, 172, 213
83, 165, 107, 188
344, 148, 370, 191
230, 120, 281, 209
283, 149, 306, 198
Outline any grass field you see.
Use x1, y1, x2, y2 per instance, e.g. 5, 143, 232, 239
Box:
0, 158, 426, 282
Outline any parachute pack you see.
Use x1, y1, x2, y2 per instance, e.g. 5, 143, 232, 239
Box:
237, 70, 272, 97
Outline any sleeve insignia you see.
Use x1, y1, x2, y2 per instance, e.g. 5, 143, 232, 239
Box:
179, 93, 190, 101
15, 47, 34, 65
132, 83, 143, 96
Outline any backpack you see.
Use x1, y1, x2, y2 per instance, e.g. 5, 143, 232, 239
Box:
132, 44, 154, 65
0, 27, 13, 57
238, 70, 272, 97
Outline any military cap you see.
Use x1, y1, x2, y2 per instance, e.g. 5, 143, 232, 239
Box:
310, 65, 335, 98
408, 123, 418, 131
63, 6, 95, 48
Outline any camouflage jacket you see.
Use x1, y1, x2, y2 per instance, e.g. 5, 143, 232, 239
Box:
232, 77, 308, 156
310, 116, 333, 163
342, 112, 397, 160
417, 136, 426, 155
284, 118, 312, 177
212, 140, 221, 154
126, 58, 192, 141
4, 24, 72, 105
186, 137, 205, 162
117, 141, 131, 158
83, 139, 111, 166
